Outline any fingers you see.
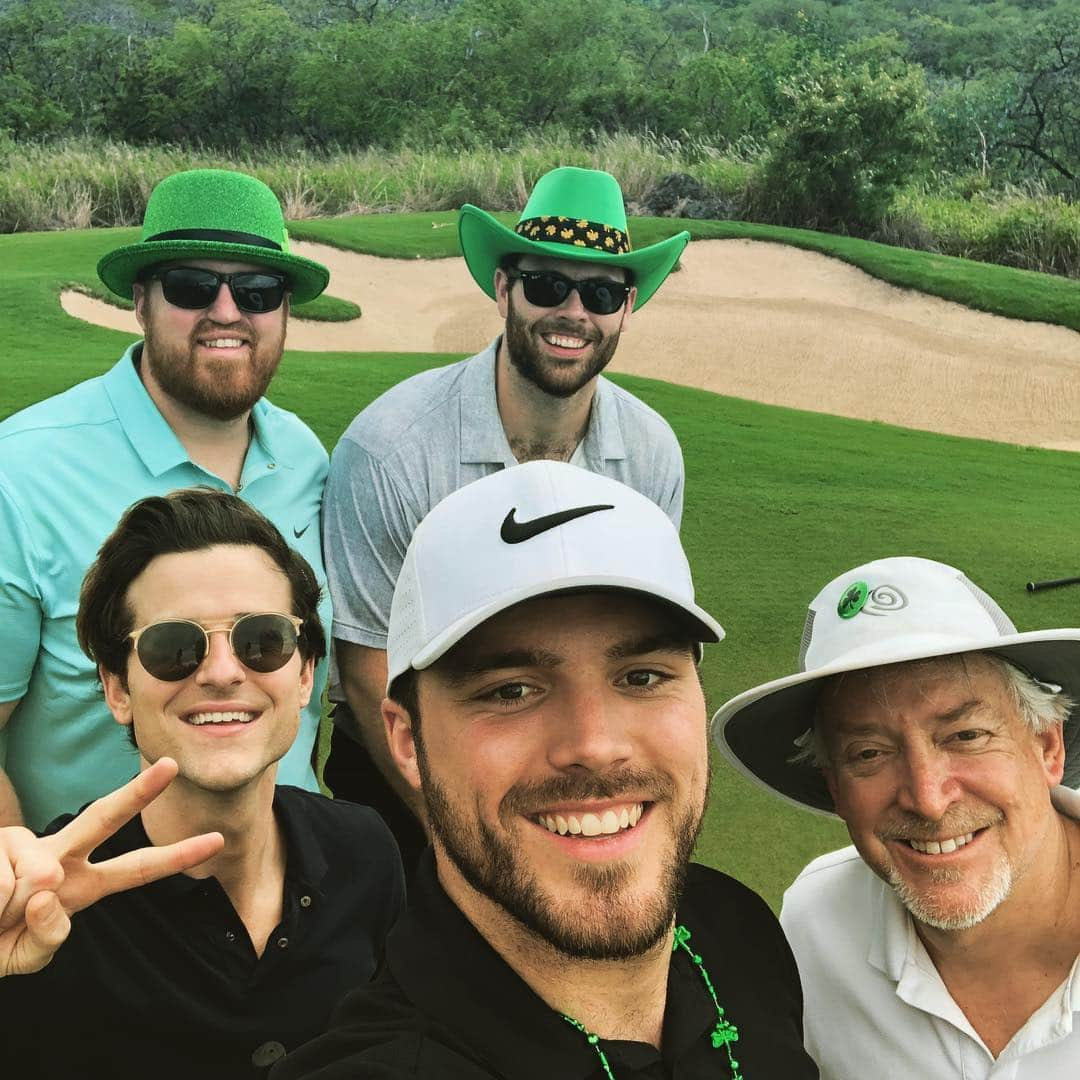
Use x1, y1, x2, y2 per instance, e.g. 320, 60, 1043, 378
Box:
0, 891, 71, 977
46, 758, 180, 862
0, 827, 64, 933
80, 831, 224, 909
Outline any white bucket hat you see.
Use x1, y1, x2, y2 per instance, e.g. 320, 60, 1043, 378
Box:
713, 556, 1080, 817
386, 460, 724, 689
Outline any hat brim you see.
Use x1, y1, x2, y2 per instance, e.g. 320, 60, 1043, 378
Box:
404, 577, 723, 681
712, 629, 1080, 818
97, 240, 330, 305
458, 205, 688, 310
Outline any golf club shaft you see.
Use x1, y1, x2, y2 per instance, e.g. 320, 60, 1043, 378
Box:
1026, 576, 1080, 593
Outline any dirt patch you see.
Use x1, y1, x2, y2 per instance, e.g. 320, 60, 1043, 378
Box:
61, 238, 1080, 449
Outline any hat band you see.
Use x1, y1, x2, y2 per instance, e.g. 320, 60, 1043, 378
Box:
143, 228, 283, 251
515, 216, 629, 254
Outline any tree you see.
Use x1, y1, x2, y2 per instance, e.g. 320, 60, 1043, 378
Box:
749, 56, 932, 233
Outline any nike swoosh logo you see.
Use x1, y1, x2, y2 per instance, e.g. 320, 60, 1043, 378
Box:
500, 504, 614, 544
293, 523, 311, 538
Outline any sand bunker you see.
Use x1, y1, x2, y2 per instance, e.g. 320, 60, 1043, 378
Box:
61, 238, 1080, 450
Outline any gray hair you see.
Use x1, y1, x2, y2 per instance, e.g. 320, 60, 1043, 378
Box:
789, 652, 1074, 769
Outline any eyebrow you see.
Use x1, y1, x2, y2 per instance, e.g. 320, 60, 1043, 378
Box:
439, 648, 563, 686
833, 697, 985, 736
605, 634, 696, 661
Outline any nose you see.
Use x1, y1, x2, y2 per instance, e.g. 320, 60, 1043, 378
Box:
895, 743, 960, 822
554, 283, 589, 318
205, 280, 244, 324
194, 628, 246, 688
546, 687, 633, 773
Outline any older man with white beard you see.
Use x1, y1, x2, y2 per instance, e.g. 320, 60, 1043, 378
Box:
714, 556, 1080, 1079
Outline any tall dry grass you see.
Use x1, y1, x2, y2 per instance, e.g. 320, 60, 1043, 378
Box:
3, 134, 1078, 277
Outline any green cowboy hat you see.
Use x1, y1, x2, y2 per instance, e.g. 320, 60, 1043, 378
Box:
458, 167, 688, 310
97, 169, 329, 305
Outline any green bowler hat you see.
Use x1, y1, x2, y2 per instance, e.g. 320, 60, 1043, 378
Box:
458, 166, 689, 310
97, 169, 330, 305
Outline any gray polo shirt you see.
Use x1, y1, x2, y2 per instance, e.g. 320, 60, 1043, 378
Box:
323, 339, 684, 651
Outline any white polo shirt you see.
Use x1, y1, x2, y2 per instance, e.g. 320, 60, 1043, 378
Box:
780, 787, 1080, 1079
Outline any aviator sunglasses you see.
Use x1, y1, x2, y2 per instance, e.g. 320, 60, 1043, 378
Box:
128, 612, 303, 682
146, 267, 289, 314
506, 269, 631, 316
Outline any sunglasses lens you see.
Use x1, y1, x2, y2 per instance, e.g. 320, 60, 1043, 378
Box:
230, 274, 286, 314
521, 272, 571, 308
158, 269, 286, 313
136, 622, 206, 682
519, 272, 627, 315
578, 280, 628, 315
231, 614, 299, 674
159, 268, 220, 310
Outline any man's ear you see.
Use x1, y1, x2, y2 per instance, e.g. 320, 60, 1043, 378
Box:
101, 664, 134, 728
620, 284, 637, 330
1038, 721, 1066, 787
133, 281, 148, 331
384, 698, 422, 791
494, 267, 511, 319
297, 656, 315, 711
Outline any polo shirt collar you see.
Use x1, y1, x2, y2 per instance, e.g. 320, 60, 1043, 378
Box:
101, 786, 327, 903
387, 853, 714, 1079
103, 344, 191, 478
101, 342, 290, 478
458, 338, 627, 467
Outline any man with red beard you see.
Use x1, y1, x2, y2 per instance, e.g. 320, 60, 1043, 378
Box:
275, 461, 818, 1080
322, 167, 690, 872
714, 557, 1080, 1078
0, 169, 333, 830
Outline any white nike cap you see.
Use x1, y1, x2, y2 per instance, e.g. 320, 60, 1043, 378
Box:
386, 460, 724, 689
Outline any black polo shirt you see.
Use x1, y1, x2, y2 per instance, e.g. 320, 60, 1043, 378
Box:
274, 853, 819, 1079
2, 786, 405, 1079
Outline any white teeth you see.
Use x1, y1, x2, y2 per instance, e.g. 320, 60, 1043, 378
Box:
544, 333, 587, 349
202, 338, 245, 348
908, 831, 975, 854
537, 804, 644, 837
187, 710, 254, 726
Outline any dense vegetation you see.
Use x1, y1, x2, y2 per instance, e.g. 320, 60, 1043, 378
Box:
2, 0, 1079, 270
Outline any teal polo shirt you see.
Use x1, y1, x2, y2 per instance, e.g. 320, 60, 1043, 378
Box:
0, 344, 331, 830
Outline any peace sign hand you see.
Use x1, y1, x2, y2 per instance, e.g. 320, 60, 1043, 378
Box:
0, 758, 224, 977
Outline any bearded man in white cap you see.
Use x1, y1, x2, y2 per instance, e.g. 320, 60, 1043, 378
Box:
714, 556, 1080, 1079
321, 167, 690, 873
275, 462, 819, 1079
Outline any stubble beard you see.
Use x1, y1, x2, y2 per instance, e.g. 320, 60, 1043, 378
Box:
875, 808, 1015, 931
504, 293, 622, 400
418, 744, 705, 960
142, 311, 284, 421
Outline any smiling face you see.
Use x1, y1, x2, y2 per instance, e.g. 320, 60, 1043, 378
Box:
820, 655, 1066, 931
134, 259, 289, 421
102, 544, 313, 795
388, 591, 708, 960
495, 255, 635, 399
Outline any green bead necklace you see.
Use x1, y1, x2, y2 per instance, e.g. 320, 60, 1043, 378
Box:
561, 925, 743, 1079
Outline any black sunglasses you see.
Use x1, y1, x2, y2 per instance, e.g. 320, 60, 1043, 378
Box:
147, 267, 288, 314
506, 269, 631, 316
127, 612, 303, 682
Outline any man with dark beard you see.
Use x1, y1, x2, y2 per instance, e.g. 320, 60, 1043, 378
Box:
322, 168, 689, 871
275, 462, 818, 1080
0, 169, 333, 830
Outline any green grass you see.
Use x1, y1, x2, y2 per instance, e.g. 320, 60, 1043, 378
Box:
5, 219, 1080, 910
291, 211, 1080, 332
